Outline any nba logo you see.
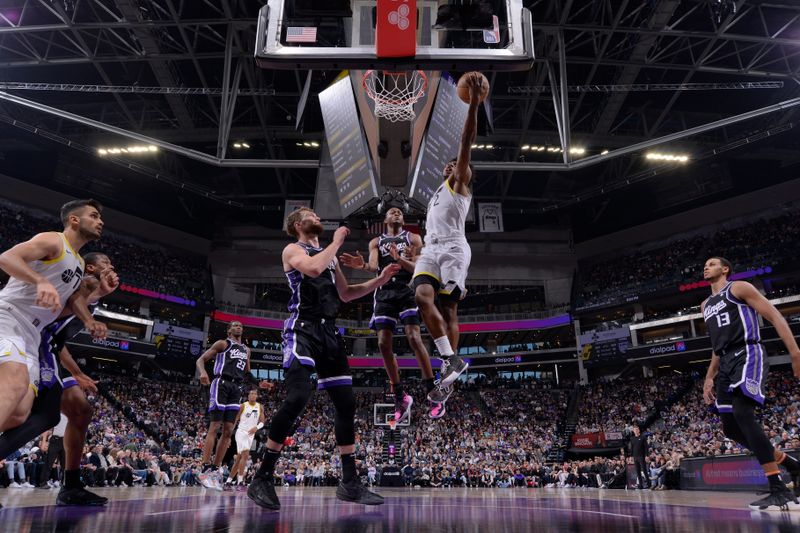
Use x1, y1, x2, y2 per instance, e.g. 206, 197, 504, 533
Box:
676, 341, 686, 352
120, 341, 130, 350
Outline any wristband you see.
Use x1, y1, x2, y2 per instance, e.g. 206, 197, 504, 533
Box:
256, 422, 264, 430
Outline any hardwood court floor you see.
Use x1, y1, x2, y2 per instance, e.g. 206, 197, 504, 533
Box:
2, 485, 799, 532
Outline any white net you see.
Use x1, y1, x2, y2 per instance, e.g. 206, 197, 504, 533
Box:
362, 70, 428, 122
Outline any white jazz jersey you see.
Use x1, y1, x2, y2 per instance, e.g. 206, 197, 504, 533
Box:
425, 179, 471, 243
236, 402, 263, 434
0, 232, 85, 337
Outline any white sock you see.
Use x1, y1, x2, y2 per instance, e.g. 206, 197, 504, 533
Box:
226, 477, 233, 484
238, 475, 244, 484
433, 336, 454, 357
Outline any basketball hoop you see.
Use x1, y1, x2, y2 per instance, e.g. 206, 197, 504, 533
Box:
362, 70, 428, 122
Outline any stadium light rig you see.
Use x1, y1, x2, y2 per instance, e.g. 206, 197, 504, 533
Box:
232, 142, 251, 149
97, 145, 158, 156
646, 152, 690, 163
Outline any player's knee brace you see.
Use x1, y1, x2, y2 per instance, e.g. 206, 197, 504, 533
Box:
732, 393, 774, 464
327, 386, 356, 446
720, 412, 750, 448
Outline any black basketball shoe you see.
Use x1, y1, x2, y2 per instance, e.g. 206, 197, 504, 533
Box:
749, 488, 799, 511
56, 486, 109, 506
247, 475, 281, 510
438, 356, 469, 388
336, 478, 385, 505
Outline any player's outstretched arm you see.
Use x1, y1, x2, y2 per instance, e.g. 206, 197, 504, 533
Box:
285, 226, 350, 277
196, 340, 228, 385
232, 404, 245, 429
452, 73, 482, 191
59, 347, 98, 393
339, 238, 379, 273
334, 263, 401, 302
0, 232, 65, 312
732, 281, 800, 377
390, 233, 422, 273
65, 279, 107, 339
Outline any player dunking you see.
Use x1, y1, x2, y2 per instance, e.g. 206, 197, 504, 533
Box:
247, 208, 399, 510
339, 207, 436, 421
196, 321, 271, 490
0, 199, 105, 434
227, 389, 265, 490
701, 257, 800, 510
411, 72, 484, 416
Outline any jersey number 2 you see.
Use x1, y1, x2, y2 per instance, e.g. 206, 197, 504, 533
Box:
715, 312, 731, 327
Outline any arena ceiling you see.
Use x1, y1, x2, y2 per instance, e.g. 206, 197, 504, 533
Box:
0, 0, 798, 240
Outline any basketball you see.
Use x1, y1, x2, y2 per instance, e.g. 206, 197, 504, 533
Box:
457, 72, 490, 104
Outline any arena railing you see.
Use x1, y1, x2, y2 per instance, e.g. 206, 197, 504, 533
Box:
214, 303, 572, 327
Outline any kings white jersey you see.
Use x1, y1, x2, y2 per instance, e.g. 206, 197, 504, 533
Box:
0, 232, 85, 339
425, 179, 471, 243
236, 402, 262, 433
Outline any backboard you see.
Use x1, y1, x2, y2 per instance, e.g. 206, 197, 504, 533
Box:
255, 0, 534, 71
373, 403, 411, 427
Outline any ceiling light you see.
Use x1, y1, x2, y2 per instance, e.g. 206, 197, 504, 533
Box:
521, 145, 530, 151
601, 150, 609, 155
485, 144, 493, 149
97, 144, 159, 156
472, 144, 478, 149
296, 142, 303, 146
569, 147, 586, 155
310, 141, 319, 147
303, 142, 311, 147
233, 143, 242, 148
646, 152, 690, 163
242, 142, 250, 148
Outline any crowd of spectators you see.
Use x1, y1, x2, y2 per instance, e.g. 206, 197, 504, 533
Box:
575, 374, 691, 434
0, 200, 212, 305
3, 365, 798, 492
576, 205, 800, 309
648, 368, 800, 462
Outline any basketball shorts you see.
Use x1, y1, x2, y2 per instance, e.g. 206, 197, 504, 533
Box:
235, 430, 255, 453
209, 377, 242, 422
369, 285, 420, 330
282, 319, 352, 389
38, 325, 63, 390
412, 240, 471, 301
715, 343, 768, 413
0, 304, 41, 393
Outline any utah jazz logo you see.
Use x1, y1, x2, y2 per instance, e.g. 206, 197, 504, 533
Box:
61, 265, 84, 290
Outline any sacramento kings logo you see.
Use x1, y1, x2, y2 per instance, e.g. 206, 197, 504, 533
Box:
61, 268, 74, 284
40, 367, 54, 383
745, 378, 760, 396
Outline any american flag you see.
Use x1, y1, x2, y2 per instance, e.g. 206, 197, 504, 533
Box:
286, 26, 317, 43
